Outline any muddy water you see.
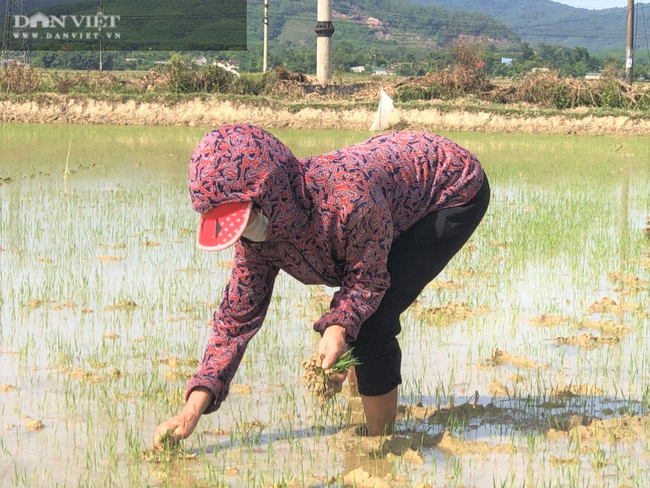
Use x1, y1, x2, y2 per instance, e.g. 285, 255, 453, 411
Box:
1, 123, 650, 487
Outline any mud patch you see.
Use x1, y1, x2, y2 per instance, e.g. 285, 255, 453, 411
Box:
163, 370, 193, 382
344, 468, 392, 488
24, 417, 44, 431
550, 384, 604, 398
549, 456, 580, 465
489, 381, 511, 396
157, 357, 199, 368
385, 449, 424, 465
436, 431, 512, 456
607, 271, 647, 294
426, 280, 464, 292
24, 298, 44, 309
105, 300, 137, 312
223, 466, 240, 477
578, 320, 629, 336
69, 368, 105, 382
413, 301, 489, 326
530, 314, 567, 327
551, 333, 620, 349
97, 255, 123, 262
108, 368, 126, 379
484, 348, 547, 369
588, 297, 638, 314
229, 384, 254, 395
547, 413, 650, 442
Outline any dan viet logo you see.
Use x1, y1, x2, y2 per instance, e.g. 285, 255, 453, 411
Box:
12, 12, 121, 41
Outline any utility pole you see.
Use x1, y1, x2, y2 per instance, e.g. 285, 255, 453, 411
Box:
625, 0, 634, 85
99, 0, 104, 73
1, 0, 29, 66
263, 0, 269, 72
315, 0, 334, 81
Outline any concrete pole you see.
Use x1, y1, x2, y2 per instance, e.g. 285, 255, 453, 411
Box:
263, 1, 269, 72
625, 0, 634, 85
315, 0, 334, 81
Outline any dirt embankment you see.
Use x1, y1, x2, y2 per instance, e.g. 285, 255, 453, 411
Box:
1, 96, 650, 136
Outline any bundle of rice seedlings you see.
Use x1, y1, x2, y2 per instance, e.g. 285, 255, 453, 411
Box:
142, 430, 198, 463
302, 349, 360, 404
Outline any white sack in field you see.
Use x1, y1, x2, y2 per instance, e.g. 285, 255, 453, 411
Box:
369, 89, 394, 131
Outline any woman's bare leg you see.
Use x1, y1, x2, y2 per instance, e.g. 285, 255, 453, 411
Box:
361, 387, 398, 436
346, 365, 359, 394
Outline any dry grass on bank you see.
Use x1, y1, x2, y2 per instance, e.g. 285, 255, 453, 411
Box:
394, 69, 650, 111
2, 59, 649, 112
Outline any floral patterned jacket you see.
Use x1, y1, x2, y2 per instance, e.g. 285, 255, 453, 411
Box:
187, 124, 484, 413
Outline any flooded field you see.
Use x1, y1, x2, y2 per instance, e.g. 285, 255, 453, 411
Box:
1, 124, 650, 487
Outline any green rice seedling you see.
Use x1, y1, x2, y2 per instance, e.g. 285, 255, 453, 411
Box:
140, 429, 198, 464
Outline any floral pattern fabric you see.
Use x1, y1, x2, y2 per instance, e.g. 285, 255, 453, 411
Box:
187, 124, 485, 413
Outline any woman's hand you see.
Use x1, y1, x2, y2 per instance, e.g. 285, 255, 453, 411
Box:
153, 387, 213, 449
318, 325, 349, 390
153, 413, 200, 449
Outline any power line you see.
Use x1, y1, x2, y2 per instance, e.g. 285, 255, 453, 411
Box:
640, 1, 650, 61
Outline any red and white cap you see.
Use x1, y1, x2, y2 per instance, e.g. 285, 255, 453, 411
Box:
196, 201, 253, 251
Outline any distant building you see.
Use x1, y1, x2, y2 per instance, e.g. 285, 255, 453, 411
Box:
372, 67, 388, 76
585, 72, 602, 80
192, 56, 208, 67
350, 66, 365, 73
531, 67, 550, 73
501, 57, 513, 66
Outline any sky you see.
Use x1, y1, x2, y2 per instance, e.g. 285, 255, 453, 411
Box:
555, 0, 630, 9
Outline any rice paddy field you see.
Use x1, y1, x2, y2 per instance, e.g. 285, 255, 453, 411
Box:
1, 123, 650, 488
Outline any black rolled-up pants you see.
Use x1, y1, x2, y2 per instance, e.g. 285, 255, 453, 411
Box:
351, 175, 491, 397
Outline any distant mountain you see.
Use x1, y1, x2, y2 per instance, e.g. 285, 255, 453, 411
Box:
413, 0, 631, 52
25, 0, 79, 11
0, 1, 80, 14
248, 0, 520, 60
3, 0, 519, 52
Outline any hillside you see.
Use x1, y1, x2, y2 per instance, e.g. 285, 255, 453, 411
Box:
3, 0, 518, 52
413, 0, 630, 52
265, 0, 518, 45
